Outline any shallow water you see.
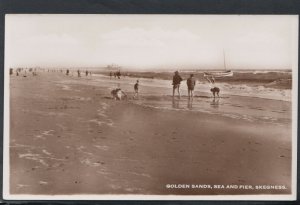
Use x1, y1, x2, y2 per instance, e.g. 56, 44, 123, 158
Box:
60, 74, 291, 125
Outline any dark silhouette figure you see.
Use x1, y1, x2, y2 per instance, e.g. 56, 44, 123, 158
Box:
172, 71, 183, 98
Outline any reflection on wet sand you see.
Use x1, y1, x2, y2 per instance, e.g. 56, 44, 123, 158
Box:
187, 98, 193, 109
172, 98, 180, 109
210, 98, 220, 109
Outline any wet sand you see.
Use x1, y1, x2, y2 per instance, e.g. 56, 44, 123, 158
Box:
9, 72, 292, 195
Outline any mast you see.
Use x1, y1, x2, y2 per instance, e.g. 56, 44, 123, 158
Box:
223, 49, 226, 70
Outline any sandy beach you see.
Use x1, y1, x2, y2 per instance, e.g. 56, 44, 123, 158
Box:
9, 71, 292, 195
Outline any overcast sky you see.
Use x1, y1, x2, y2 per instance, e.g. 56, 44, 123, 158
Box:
5, 14, 298, 70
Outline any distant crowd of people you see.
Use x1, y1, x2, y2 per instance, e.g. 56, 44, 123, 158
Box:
10, 68, 38, 77
109, 71, 121, 79
65, 69, 92, 77
10, 68, 94, 78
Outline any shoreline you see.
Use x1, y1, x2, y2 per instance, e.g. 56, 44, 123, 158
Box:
93, 73, 292, 102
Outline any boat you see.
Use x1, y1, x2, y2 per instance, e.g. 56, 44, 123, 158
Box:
203, 50, 233, 78
203, 70, 233, 78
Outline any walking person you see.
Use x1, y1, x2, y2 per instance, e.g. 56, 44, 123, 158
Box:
172, 71, 183, 98
187, 74, 196, 99
134, 80, 139, 99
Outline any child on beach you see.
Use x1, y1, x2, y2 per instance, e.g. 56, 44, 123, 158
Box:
111, 88, 127, 100
210, 87, 220, 98
134, 80, 139, 98
187, 74, 196, 99
172, 71, 183, 98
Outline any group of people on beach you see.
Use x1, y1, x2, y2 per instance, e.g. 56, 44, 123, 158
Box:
10, 68, 38, 77
109, 71, 122, 79
172, 71, 220, 99
111, 70, 219, 101
65, 69, 92, 77
172, 71, 196, 99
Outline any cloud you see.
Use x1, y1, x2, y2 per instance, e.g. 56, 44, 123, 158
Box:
101, 27, 200, 47
5, 15, 297, 69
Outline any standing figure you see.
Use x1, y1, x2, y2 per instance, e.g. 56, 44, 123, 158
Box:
134, 80, 139, 99
77, 70, 81, 77
86, 70, 89, 76
66, 69, 69, 76
172, 71, 183, 98
187, 74, 196, 99
116, 70, 121, 79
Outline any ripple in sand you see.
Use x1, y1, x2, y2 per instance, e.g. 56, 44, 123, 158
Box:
42, 149, 52, 156
34, 130, 54, 140
42, 130, 54, 136
71, 96, 92, 101
10, 143, 37, 149
18, 150, 66, 168
110, 184, 122, 190
33, 110, 68, 116
60, 85, 71, 90
34, 135, 46, 140
89, 119, 114, 127
39, 181, 49, 185
17, 184, 30, 189
80, 158, 101, 167
94, 145, 109, 151
77, 146, 94, 156
125, 187, 143, 192
128, 171, 151, 178
19, 153, 49, 167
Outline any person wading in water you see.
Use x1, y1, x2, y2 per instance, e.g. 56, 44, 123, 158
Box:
172, 71, 183, 98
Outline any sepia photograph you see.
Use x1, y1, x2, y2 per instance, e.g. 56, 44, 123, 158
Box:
3, 14, 298, 200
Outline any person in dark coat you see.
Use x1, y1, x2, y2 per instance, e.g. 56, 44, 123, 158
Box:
187, 74, 196, 99
172, 71, 183, 98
